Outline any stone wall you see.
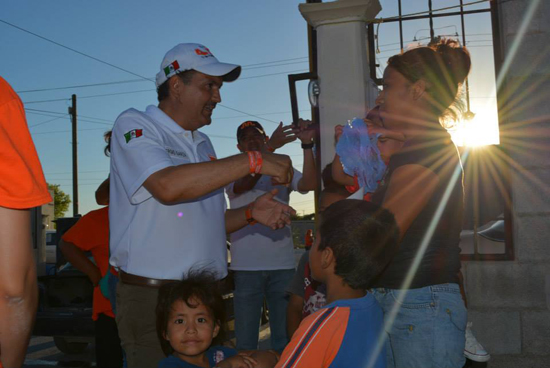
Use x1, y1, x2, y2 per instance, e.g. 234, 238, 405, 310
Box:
462, 1, 550, 366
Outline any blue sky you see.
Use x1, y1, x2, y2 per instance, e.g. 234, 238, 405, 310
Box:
1, 0, 496, 216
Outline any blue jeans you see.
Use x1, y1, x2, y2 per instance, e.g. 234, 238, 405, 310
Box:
372, 284, 467, 368
233, 269, 295, 352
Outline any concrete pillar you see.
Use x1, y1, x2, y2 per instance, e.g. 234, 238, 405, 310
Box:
299, 0, 382, 173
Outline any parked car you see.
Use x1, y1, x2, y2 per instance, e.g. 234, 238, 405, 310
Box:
45, 229, 57, 264
34, 217, 94, 355
34, 260, 94, 354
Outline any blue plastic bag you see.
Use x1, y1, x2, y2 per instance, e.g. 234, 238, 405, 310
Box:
335, 117, 386, 192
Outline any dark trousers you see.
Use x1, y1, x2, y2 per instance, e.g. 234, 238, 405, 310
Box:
95, 313, 123, 368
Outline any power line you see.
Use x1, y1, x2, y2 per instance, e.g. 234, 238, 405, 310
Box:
243, 60, 308, 71
31, 127, 106, 136
24, 97, 70, 104
218, 104, 279, 125
17, 60, 309, 95
45, 170, 108, 175
215, 109, 310, 120
27, 106, 312, 131
21, 69, 308, 105
374, 0, 490, 23
0, 18, 154, 83
79, 89, 154, 100
17, 79, 147, 94
240, 69, 307, 80
241, 57, 308, 68
29, 115, 64, 128
0, 16, 307, 128
25, 108, 113, 126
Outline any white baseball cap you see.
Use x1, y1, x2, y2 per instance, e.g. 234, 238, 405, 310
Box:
155, 43, 241, 87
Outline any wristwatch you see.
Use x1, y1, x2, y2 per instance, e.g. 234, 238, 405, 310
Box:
301, 142, 314, 149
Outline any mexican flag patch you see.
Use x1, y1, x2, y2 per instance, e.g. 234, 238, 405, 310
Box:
124, 129, 143, 143
164, 60, 180, 77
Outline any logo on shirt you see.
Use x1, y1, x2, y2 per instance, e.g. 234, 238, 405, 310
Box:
124, 129, 143, 143
165, 147, 188, 159
214, 350, 225, 364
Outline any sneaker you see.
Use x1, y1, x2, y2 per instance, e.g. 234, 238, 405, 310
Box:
464, 322, 491, 362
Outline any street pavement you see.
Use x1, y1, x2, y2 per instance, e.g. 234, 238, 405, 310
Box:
24, 336, 94, 367
25, 325, 273, 367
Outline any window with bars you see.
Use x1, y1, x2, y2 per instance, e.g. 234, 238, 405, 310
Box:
367, 0, 513, 260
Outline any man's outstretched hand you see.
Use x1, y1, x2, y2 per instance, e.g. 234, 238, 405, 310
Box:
252, 189, 296, 229
267, 122, 297, 151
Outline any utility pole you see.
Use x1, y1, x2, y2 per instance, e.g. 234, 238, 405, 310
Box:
68, 94, 79, 216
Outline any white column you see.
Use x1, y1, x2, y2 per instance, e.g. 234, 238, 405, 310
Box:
299, 0, 382, 174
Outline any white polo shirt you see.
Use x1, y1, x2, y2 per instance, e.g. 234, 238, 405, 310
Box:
226, 170, 305, 271
109, 105, 227, 280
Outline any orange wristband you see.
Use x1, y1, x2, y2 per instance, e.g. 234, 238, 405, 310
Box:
254, 151, 263, 175
247, 151, 257, 175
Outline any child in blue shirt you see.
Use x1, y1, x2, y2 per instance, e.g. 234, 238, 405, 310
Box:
156, 271, 278, 368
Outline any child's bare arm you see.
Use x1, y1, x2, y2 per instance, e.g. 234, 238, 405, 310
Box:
332, 154, 355, 186
215, 354, 257, 368
249, 350, 279, 368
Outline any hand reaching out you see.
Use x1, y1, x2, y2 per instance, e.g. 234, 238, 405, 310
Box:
267, 122, 296, 151
252, 189, 296, 230
292, 119, 315, 143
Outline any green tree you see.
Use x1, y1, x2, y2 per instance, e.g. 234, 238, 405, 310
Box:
47, 183, 71, 219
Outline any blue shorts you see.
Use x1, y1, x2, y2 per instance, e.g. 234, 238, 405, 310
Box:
372, 283, 467, 368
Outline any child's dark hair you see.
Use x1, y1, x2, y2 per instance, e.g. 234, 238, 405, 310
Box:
318, 200, 399, 289
156, 270, 227, 356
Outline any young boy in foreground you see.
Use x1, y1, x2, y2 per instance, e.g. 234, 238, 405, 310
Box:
276, 200, 399, 368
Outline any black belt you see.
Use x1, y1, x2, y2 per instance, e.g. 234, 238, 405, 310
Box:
119, 271, 177, 288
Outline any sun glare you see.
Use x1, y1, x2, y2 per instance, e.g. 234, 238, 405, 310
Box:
449, 107, 500, 147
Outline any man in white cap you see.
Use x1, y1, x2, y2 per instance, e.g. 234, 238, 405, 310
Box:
109, 43, 295, 367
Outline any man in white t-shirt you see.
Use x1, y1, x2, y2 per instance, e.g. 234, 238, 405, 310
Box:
226, 120, 316, 351
109, 43, 296, 368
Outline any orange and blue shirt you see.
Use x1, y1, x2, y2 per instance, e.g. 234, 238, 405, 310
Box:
276, 294, 386, 368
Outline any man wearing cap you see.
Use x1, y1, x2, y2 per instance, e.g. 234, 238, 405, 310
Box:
109, 43, 295, 367
226, 119, 316, 352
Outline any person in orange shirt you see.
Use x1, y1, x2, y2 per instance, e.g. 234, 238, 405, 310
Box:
0, 76, 52, 368
59, 207, 123, 368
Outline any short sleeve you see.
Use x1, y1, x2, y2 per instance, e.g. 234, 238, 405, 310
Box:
276, 307, 346, 368
0, 77, 52, 209
287, 251, 308, 297
62, 207, 109, 252
290, 168, 306, 194
225, 181, 236, 199
110, 110, 175, 204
